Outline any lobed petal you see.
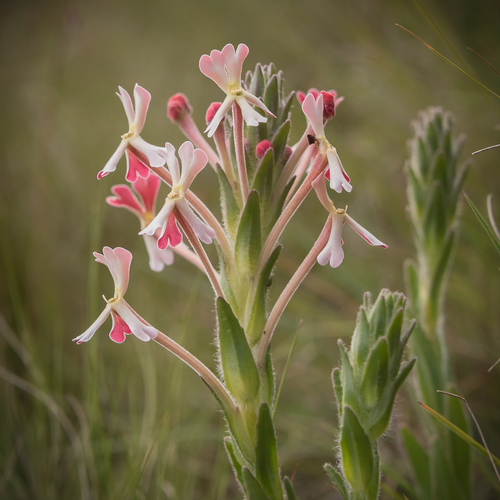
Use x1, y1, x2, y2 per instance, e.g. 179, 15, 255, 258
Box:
132, 84, 151, 134
221, 43, 249, 84
143, 234, 174, 272
317, 214, 345, 268
177, 199, 215, 244
109, 310, 131, 343
99, 140, 128, 179
113, 301, 157, 341
237, 97, 268, 127
140, 199, 175, 237
302, 93, 325, 138
242, 90, 276, 118
125, 149, 150, 183
345, 214, 388, 248
163, 142, 181, 184
73, 305, 111, 344
204, 96, 233, 138
326, 149, 352, 193
199, 50, 228, 92
158, 212, 183, 249
106, 185, 144, 217
180, 144, 208, 190
133, 171, 160, 214
129, 136, 165, 168
116, 86, 135, 126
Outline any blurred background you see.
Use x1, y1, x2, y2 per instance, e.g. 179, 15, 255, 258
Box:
1, 0, 500, 498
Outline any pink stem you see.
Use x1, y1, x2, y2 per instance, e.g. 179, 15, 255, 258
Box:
254, 153, 328, 281
256, 215, 332, 367
213, 124, 237, 190
232, 103, 249, 201
174, 207, 225, 299
284, 145, 316, 206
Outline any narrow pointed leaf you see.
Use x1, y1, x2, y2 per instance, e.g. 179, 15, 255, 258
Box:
464, 192, 500, 254
324, 464, 349, 500
224, 437, 245, 489
350, 307, 370, 370
340, 405, 374, 493
338, 341, 361, 416
217, 297, 260, 403
332, 368, 343, 418
251, 148, 275, 202
368, 292, 387, 341
386, 307, 403, 356
401, 428, 431, 499
360, 337, 389, 408
284, 477, 299, 500
242, 467, 271, 500
271, 120, 291, 170
263, 74, 279, 118
255, 403, 283, 498
235, 190, 262, 273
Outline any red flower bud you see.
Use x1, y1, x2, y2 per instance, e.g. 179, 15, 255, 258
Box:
256, 140, 273, 160
205, 102, 222, 125
283, 145, 293, 163
167, 93, 192, 122
297, 88, 340, 120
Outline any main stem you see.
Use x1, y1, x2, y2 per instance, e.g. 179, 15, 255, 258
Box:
233, 103, 249, 201
256, 216, 332, 367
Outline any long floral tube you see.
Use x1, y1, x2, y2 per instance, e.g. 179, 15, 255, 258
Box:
254, 154, 329, 283
127, 144, 233, 261
256, 216, 333, 368
153, 330, 236, 413
233, 103, 250, 200
174, 207, 225, 298
275, 123, 314, 195
284, 144, 316, 206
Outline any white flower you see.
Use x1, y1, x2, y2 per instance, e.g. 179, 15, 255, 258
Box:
302, 92, 352, 194
312, 175, 387, 268
140, 141, 216, 248
199, 43, 276, 137
73, 247, 157, 344
98, 84, 165, 179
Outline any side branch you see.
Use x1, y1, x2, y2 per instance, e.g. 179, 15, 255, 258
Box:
256, 215, 332, 368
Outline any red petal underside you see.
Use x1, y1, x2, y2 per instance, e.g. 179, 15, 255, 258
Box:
107, 185, 144, 213
109, 311, 132, 343
126, 150, 150, 183
325, 169, 330, 181
158, 212, 182, 249
134, 173, 160, 214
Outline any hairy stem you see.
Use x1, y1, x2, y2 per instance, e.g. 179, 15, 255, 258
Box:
233, 103, 249, 201
256, 215, 332, 367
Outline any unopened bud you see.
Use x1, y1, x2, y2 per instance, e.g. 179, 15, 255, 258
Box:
256, 140, 273, 159
283, 145, 293, 163
206, 102, 222, 125
167, 93, 192, 123
320, 91, 336, 120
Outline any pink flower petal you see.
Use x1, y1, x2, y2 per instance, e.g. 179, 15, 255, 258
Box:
163, 142, 181, 184
317, 214, 345, 268
144, 235, 174, 272
204, 96, 233, 137
133, 172, 160, 214
116, 86, 134, 125
73, 305, 111, 344
302, 93, 325, 138
158, 212, 182, 249
236, 97, 268, 127
125, 149, 150, 183
177, 200, 215, 244
345, 214, 388, 248
109, 310, 131, 343
221, 43, 249, 83
139, 199, 175, 237
179, 142, 207, 190
113, 301, 157, 341
95, 247, 132, 296
132, 84, 151, 134
242, 91, 276, 118
106, 185, 144, 216
199, 50, 228, 91
99, 140, 127, 179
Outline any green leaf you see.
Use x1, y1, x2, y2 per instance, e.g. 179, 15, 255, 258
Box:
235, 190, 262, 273
265, 177, 294, 234
368, 358, 416, 441
332, 368, 343, 419
340, 406, 374, 493
264, 74, 279, 119
338, 341, 361, 417
324, 464, 349, 500
368, 291, 387, 341
283, 477, 299, 500
350, 307, 370, 370
423, 182, 447, 244
216, 165, 240, 236
464, 192, 500, 254
401, 428, 431, 499
278, 91, 295, 124
404, 260, 419, 313
386, 307, 403, 357
360, 337, 389, 409
255, 403, 283, 499
247, 245, 281, 347
251, 148, 275, 202
249, 63, 266, 98
224, 437, 245, 489
217, 298, 260, 404
242, 467, 271, 500
271, 120, 291, 170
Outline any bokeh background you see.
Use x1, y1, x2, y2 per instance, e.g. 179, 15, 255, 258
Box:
1, 0, 500, 498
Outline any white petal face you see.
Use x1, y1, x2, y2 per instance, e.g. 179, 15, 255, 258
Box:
130, 136, 165, 169
205, 96, 233, 138
242, 91, 276, 118
99, 140, 128, 179
116, 86, 135, 125
143, 235, 174, 272
302, 93, 325, 138
73, 305, 111, 344
317, 214, 345, 268
132, 84, 151, 134
177, 199, 215, 244
345, 214, 388, 248
237, 97, 268, 127
113, 301, 157, 341
199, 50, 229, 92
140, 199, 175, 237
327, 149, 352, 194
